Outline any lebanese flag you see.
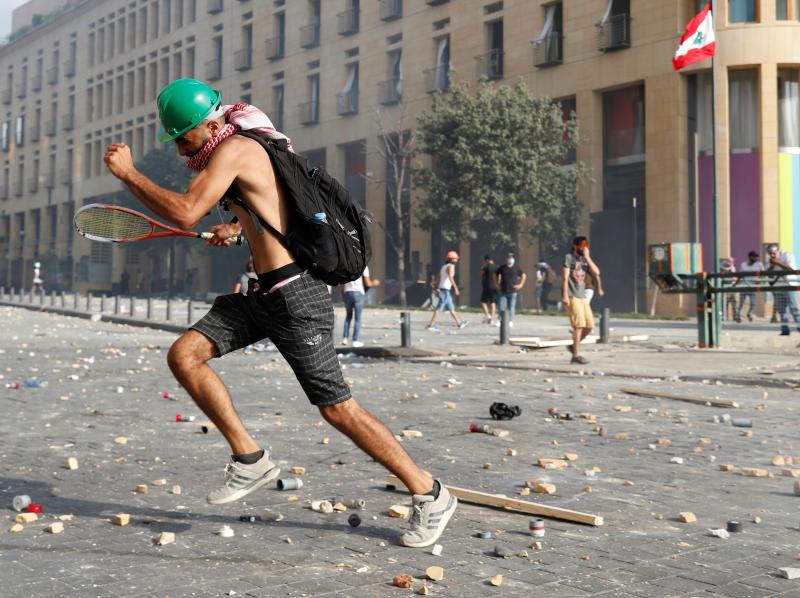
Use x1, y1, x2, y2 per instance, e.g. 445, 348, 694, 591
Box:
672, 4, 716, 71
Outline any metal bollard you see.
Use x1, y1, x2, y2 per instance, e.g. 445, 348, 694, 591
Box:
187, 299, 193, 325
129, 296, 135, 317
114, 295, 120, 315
28, 290, 33, 303
146, 296, 153, 319
400, 311, 411, 348
51, 290, 56, 306
100, 294, 106, 313
60, 291, 65, 308
38, 290, 44, 305
86, 292, 92, 311
73, 291, 79, 310
166, 298, 172, 321
0, 285, 4, 300
499, 310, 509, 345
599, 307, 610, 344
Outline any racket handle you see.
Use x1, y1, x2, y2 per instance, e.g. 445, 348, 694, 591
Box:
199, 232, 243, 245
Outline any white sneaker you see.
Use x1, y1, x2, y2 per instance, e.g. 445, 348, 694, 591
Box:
508, 320, 514, 328
206, 452, 280, 505
400, 481, 458, 548
341, 338, 349, 346
352, 340, 364, 348
459, 320, 470, 329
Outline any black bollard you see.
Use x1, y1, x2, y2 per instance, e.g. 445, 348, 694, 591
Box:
114, 295, 120, 315
400, 311, 411, 348
499, 310, 509, 345
166, 298, 172, 321
146, 296, 153, 319
60, 291, 65, 308
187, 299, 193, 325
599, 307, 610, 344
129, 296, 135, 318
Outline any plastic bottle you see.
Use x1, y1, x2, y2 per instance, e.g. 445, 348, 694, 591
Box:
23, 378, 47, 388
314, 212, 327, 223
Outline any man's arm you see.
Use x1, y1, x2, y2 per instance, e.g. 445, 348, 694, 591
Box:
583, 248, 601, 278
448, 264, 459, 295
104, 140, 243, 229
595, 273, 605, 297
562, 265, 570, 305
515, 271, 527, 290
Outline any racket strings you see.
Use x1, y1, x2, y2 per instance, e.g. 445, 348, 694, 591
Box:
75, 207, 153, 241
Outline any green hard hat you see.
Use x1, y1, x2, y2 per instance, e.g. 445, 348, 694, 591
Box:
157, 78, 222, 143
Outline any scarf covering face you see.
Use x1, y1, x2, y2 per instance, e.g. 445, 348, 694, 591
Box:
185, 102, 294, 171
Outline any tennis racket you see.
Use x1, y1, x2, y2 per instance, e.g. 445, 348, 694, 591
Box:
74, 203, 241, 244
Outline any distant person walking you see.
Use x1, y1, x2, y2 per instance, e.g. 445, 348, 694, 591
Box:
563, 236, 602, 364
766, 243, 800, 336
735, 250, 763, 322
32, 261, 44, 295
233, 258, 258, 295
495, 253, 526, 327
427, 251, 469, 332
479, 255, 499, 324
341, 267, 380, 348
538, 262, 555, 311
584, 269, 604, 304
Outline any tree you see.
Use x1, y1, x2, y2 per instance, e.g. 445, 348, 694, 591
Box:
371, 106, 417, 306
415, 81, 588, 254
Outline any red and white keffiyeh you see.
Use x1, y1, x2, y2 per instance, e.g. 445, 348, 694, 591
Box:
185, 102, 293, 171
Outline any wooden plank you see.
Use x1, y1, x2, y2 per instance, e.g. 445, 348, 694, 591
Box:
511, 335, 649, 349
385, 475, 603, 527
620, 386, 739, 409
508, 337, 541, 344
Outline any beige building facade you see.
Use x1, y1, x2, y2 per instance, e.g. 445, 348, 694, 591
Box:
0, 0, 797, 313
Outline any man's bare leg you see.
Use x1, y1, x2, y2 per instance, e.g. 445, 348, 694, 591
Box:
572, 327, 592, 357
167, 330, 260, 455
319, 399, 434, 495
448, 309, 462, 326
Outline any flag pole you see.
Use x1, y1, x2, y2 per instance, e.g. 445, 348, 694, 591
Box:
710, 2, 719, 272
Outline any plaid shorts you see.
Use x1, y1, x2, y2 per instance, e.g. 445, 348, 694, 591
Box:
191, 273, 351, 407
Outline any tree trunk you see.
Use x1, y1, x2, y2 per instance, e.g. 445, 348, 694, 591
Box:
397, 215, 407, 307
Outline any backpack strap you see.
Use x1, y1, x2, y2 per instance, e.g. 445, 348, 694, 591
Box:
222, 193, 287, 245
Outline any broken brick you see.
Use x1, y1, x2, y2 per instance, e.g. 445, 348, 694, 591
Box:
679, 512, 697, 523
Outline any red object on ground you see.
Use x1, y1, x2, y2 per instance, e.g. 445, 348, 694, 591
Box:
469, 423, 479, 433
175, 414, 182, 422
27, 503, 43, 513
548, 407, 558, 416
163, 391, 171, 399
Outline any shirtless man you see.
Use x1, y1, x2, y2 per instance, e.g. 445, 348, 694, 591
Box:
103, 78, 456, 548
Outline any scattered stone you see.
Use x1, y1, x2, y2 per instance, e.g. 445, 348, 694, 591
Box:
772, 456, 786, 466
531, 541, 543, 550
320, 437, 330, 445
426, 565, 444, 581
388, 505, 410, 518
698, 437, 712, 445
393, 575, 414, 589
444, 402, 457, 409
753, 516, 762, 524
332, 502, 348, 512
59, 514, 74, 521
47, 522, 64, 534
778, 567, 800, 580
741, 430, 753, 438
171, 485, 182, 495
582, 486, 593, 493
741, 468, 770, 477
290, 466, 306, 475
655, 438, 671, 446
65, 457, 79, 470
614, 405, 632, 412
135, 484, 149, 495
670, 457, 684, 465
489, 574, 503, 587
709, 528, 730, 539
260, 509, 284, 522
506, 449, 517, 457
15, 513, 37, 524
113, 436, 128, 445
519, 487, 531, 496
784, 469, 800, 478
111, 513, 130, 526
537, 458, 567, 469
311, 500, 334, 514
624, 480, 635, 487
494, 544, 514, 558
614, 433, 629, 440
8, 523, 24, 533
679, 512, 697, 523
719, 464, 736, 472
156, 531, 175, 546
216, 525, 235, 538
431, 544, 443, 556
151, 479, 166, 486
483, 463, 492, 470
533, 483, 556, 495
518, 549, 529, 558
563, 453, 579, 461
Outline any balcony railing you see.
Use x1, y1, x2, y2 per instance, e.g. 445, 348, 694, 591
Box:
27, 177, 38, 194
45, 119, 56, 137
337, 89, 358, 116
377, 79, 402, 105
46, 66, 58, 85
380, 0, 403, 21
424, 65, 451, 93
207, 0, 223, 14
60, 168, 73, 185
63, 59, 76, 78
29, 125, 40, 142
598, 14, 631, 52
205, 59, 222, 81
337, 8, 359, 35
234, 48, 252, 71
266, 36, 285, 60
30, 74, 42, 92
298, 101, 319, 125
12, 179, 23, 197
533, 32, 563, 67
44, 171, 55, 189
1, 88, 10, 104
300, 22, 320, 48
475, 49, 504, 80
15, 82, 26, 99
426, 0, 449, 5
62, 114, 74, 131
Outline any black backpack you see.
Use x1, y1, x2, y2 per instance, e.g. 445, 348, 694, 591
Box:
229, 130, 372, 285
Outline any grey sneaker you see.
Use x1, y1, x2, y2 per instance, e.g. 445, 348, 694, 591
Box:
571, 355, 589, 365
206, 452, 280, 505
400, 481, 457, 548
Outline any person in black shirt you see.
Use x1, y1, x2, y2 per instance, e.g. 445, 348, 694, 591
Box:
479, 254, 499, 324
494, 253, 527, 327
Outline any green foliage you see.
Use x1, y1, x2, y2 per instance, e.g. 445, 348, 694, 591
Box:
415, 81, 588, 252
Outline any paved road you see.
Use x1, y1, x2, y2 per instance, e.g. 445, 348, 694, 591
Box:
1, 306, 800, 597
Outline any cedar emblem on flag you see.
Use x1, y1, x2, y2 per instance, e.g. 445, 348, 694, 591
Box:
673, 3, 716, 71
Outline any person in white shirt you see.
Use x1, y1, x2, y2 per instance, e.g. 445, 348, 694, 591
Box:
233, 259, 257, 295
735, 251, 763, 322
32, 261, 44, 295
341, 267, 380, 348
427, 251, 469, 331
766, 244, 800, 335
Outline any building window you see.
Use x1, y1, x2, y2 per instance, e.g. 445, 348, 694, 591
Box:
775, 0, 800, 19
380, 0, 403, 21
300, 1, 321, 49
271, 84, 284, 130
476, 20, 503, 79
597, 0, 631, 51
379, 50, 402, 105
533, 2, 563, 67
338, 0, 360, 36
163, 0, 172, 34
1, 120, 9, 152
426, 35, 451, 92
729, 0, 757, 22
206, 37, 222, 80
779, 68, 800, 149
267, 12, 286, 59
300, 74, 320, 125
337, 62, 359, 116
15, 115, 24, 147
235, 24, 253, 70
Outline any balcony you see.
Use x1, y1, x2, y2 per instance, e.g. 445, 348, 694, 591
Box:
298, 101, 319, 125
265, 36, 284, 60
205, 58, 221, 81
379, 0, 403, 21
1, 88, 10, 104
300, 22, 320, 49
60, 168, 73, 185
0, 183, 7, 199
234, 48, 252, 71
15, 82, 26, 99
12, 179, 23, 197
533, 32, 563, 68
30, 74, 42, 92
207, 0, 223, 14
27, 177, 38, 194
424, 65, 451, 93
62, 114, 74, 131
63, 59, 76, 78
46, 66, 58, 85
45, 119, 56, 137
337, 89, 358, 116
598, 14, 631, 52
475, 48, 504, 80
337, 8, 359, 35
44, 171, 55, 189
426, 0, 449, 5
377, 79, 402, 105
29, 125, 40, 142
